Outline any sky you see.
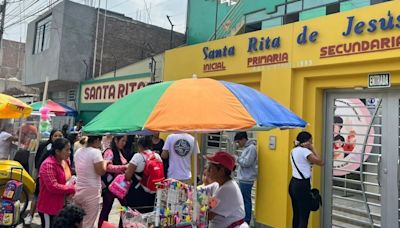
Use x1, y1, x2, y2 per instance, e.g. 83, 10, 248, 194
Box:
3, 0, 188, 42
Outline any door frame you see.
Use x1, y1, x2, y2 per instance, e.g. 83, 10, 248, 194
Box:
323, 89, 399, 227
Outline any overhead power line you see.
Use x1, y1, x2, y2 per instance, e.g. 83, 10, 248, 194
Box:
5, 0, 40, 21
4, 0, 60, 29
143, 0, 151, 24
0, 0, 7, 44
5, 0, 44, 27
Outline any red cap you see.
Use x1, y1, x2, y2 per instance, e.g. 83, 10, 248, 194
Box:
205, 151, 236, 171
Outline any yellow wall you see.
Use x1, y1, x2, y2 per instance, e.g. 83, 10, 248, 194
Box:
163, 1, 400, 227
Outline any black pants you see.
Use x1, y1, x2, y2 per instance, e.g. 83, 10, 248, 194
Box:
289, 177, 311, 228
39, 212, 55, 228
124, 184, 156, 213
99, 190, 124, 228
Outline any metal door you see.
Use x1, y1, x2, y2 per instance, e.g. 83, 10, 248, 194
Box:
324, 91, 399, 228
201, 132, 257, 223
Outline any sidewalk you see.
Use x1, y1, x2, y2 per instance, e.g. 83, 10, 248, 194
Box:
17, 200, 122, 227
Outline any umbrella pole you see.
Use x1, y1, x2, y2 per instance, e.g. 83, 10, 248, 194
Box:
192, 133, 198, 227
17, 117, 23, 149
42, 77, 49, 105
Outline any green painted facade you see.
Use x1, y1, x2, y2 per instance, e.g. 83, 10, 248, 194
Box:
78, 73, 151, 124
187, 0, 285, 44
186, 0, 384, 44
186, 0, 232, 45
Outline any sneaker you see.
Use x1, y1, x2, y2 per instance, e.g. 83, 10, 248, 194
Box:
24, 214, 32, 225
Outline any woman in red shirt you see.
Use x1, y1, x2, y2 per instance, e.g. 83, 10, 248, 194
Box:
38, 138, 76, 228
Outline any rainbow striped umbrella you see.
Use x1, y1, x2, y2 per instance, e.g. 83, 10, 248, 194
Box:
84, 78, 306, 135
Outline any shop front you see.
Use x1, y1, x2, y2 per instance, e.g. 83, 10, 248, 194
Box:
163, 1, 400, 227
78, 73, 151, 124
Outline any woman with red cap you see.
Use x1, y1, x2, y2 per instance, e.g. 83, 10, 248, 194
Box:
204, 151, 249, 228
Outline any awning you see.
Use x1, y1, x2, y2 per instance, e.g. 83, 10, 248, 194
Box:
30, 100, 77, 117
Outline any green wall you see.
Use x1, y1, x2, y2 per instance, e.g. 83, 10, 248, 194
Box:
186, 0, 377, 45
187, 0, 231, 45
78, 73, 151, 124
187, 0, 286, 44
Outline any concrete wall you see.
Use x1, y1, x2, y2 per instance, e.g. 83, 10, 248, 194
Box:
24, 1, 96, 87
59, 0, 96, 82
0, 78, 38, 95
24, 1, 65, 86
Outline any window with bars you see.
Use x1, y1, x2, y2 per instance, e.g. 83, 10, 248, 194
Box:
68, 89, 76, 102
33, 15, 52, 54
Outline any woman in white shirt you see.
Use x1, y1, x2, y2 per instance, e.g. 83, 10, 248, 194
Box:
0, 124, 17, 160
205, 151, 248, 228
289, 131, 324, 228
125, 136, 163, 213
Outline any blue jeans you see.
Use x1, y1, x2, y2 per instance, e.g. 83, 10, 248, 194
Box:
239, 182, 253, 224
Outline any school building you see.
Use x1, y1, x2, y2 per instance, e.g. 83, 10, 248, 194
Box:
163, 1, 400, 227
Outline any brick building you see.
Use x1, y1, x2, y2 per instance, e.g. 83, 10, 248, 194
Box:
0, 39, 37, 96
0, 39, 24, 80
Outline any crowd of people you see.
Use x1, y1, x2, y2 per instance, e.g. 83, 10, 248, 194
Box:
14, 121, 204, 228
0, 118, 324, 228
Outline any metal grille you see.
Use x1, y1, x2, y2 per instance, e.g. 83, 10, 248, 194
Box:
398, 99, 400, 227
331, 98, 382, 228
203, 132, 257, 221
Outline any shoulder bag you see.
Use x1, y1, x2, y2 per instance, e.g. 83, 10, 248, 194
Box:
291, 153, 322, 211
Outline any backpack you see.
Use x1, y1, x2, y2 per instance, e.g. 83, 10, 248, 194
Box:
0, 200, 20, 226
2, 180, 23, 202
139, 151, 165, 193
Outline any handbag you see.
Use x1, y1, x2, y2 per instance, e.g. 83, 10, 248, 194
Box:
291, 154, 322, 211
108, 174, 132, 200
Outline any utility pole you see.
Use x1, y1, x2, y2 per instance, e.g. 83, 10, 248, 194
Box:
98, 0, 108, 77
166, 15, 174, 49
92, 0, 101, 79
0, 0, 7, 45
0, 0, 6, 92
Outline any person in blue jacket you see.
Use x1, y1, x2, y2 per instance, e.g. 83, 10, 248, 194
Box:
234, 131, 258, 225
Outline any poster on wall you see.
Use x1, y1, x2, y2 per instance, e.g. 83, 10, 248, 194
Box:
333, 99, 376, 176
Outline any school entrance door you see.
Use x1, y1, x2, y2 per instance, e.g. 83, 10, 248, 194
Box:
324, 91, 399, 227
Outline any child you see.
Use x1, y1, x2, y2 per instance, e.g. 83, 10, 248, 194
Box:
198, 167, 212, 188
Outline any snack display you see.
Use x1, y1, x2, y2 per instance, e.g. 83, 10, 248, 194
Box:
121, 179, 211, 228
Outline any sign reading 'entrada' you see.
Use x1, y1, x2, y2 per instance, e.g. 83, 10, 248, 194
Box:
202, 10, 400, 73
